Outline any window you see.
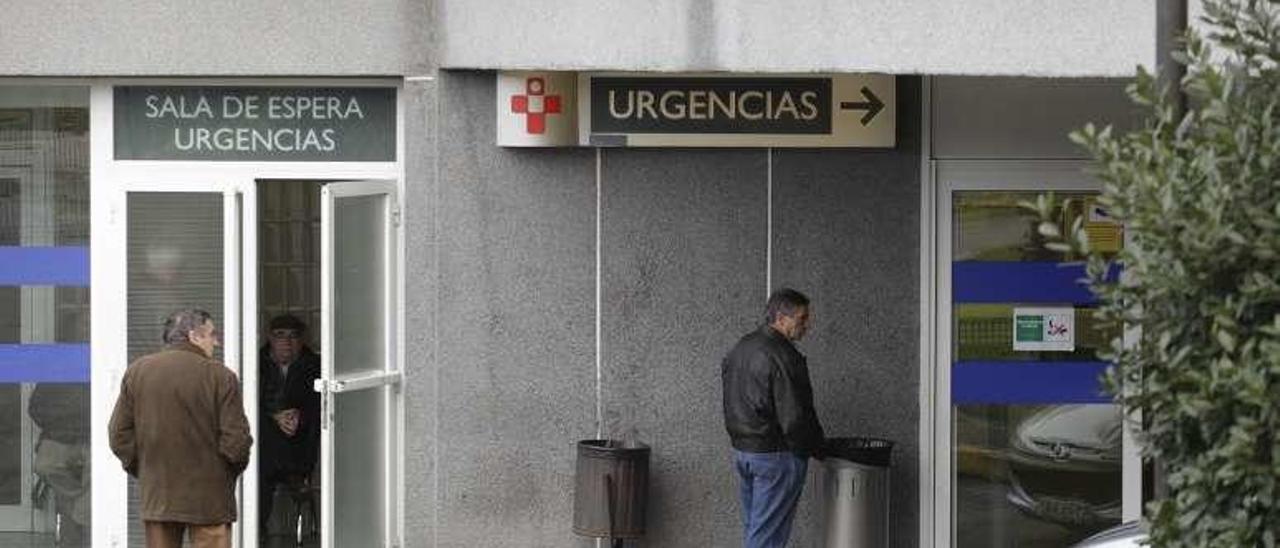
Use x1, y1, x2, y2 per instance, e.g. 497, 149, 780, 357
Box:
0, 86, 91, 546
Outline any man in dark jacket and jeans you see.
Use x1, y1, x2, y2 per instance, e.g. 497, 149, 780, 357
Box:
722, 288, 825, 548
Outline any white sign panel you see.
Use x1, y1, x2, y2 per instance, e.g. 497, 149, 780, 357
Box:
1013, 307, 1076, 352
497, 72, 578, 147
578, 73, 895, 147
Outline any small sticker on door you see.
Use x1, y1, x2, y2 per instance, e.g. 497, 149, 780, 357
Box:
1012, 307, 1075, 351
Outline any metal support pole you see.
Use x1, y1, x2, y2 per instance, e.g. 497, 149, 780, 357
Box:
1149, 0, 1187, 506
1157, 0, 1188, 117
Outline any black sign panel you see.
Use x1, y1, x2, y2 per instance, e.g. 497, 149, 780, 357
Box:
114, 86, 396, 161
590, 77, 831, 134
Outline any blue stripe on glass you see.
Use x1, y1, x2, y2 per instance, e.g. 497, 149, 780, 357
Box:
952, 360, 1112, 404
0, 246, 90, 286
952, 261, 1120, 304
0, 344, 89, 382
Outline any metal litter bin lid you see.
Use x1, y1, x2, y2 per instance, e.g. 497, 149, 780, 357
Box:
823, 437, 894, 467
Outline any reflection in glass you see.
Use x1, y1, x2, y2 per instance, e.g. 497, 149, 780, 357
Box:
955, 404, 1122, 546
0, 386, 18, 505
953, 191, 1101, 262
952, 191, 1122, 547
955, 304, 1115, 362
0, 87, 90, 546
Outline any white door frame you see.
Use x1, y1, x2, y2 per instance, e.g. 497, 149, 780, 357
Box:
110, 179, 243, 547
88, 79, 405, 548
925, 159, 1142, 547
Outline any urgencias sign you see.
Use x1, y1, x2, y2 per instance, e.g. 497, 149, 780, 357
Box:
593, 78, 831, 134
114, 86, 396, 161
579, 74, 894, 148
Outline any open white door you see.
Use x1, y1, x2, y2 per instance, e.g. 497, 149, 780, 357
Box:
316, 180, 401, 548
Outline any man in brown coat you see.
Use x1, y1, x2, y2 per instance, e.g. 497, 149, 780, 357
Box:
109, 309, 253, 548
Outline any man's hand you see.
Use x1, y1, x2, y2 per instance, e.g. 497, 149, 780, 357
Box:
273, 408, 300, 437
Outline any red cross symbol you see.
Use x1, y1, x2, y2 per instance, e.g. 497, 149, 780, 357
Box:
510, 77, 562, 134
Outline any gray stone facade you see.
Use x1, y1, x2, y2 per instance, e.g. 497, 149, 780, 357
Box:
410, 70, 921, 547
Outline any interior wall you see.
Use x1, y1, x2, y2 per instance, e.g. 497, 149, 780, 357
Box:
411, 70, 922, 547
258, 180, 322, 349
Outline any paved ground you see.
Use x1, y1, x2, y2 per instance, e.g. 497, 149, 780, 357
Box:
0, 532, 66, 548
0, 531, 318, 547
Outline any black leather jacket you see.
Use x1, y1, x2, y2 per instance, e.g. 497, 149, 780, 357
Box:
721, 325, 825, 456
259, 346, 322, 474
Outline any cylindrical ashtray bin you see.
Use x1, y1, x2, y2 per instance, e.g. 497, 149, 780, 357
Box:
572, 439, 650, 540
814, 437, 894, 548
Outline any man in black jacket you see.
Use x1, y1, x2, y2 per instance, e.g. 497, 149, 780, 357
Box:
722, 288, 825, 548
257, 315, 321, 537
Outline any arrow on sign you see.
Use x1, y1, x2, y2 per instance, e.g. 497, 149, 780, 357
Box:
840, 87, 885, 126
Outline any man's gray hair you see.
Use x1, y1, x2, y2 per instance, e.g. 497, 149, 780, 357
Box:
163, 309, 213, 344
765, 288, 810, 324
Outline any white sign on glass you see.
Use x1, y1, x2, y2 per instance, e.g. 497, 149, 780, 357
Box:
1012, 307, 1075, 352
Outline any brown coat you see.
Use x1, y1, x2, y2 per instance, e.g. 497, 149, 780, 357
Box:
108, 343, 253, 524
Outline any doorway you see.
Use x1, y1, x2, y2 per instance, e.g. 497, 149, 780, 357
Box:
105, 175, 402, 548
256, 180, 323, 548
252, 178, 403, 548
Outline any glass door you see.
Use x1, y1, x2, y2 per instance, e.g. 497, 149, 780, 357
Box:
119, 184, 245, 547
0, 92, 90, 547
935, 162, 1138, 547
316, 181, 400, 548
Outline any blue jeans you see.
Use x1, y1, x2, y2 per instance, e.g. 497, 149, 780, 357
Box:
733, 450, 809, 548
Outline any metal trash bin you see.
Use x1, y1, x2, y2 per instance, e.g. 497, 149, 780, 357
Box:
814, 437, 893, 548
572, 439, 650, 543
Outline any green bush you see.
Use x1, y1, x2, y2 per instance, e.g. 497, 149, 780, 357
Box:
1031, 1, 1280, 545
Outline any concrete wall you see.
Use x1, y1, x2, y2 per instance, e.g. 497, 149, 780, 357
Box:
412, 70, 921, 547
0, 0, 430, 75
438, 0, 1154, 77
771, 95, 923, 546
931, 77, 1140, 160
3, 1, 1157, 78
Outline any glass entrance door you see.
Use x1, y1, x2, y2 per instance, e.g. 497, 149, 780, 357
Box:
119, 185, 246, 547
935, 162, 1137, 547
316, 181, 400, 548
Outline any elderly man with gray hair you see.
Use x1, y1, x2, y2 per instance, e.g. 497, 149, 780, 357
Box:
722, 288, 826, 548
109, 309, 253, 548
